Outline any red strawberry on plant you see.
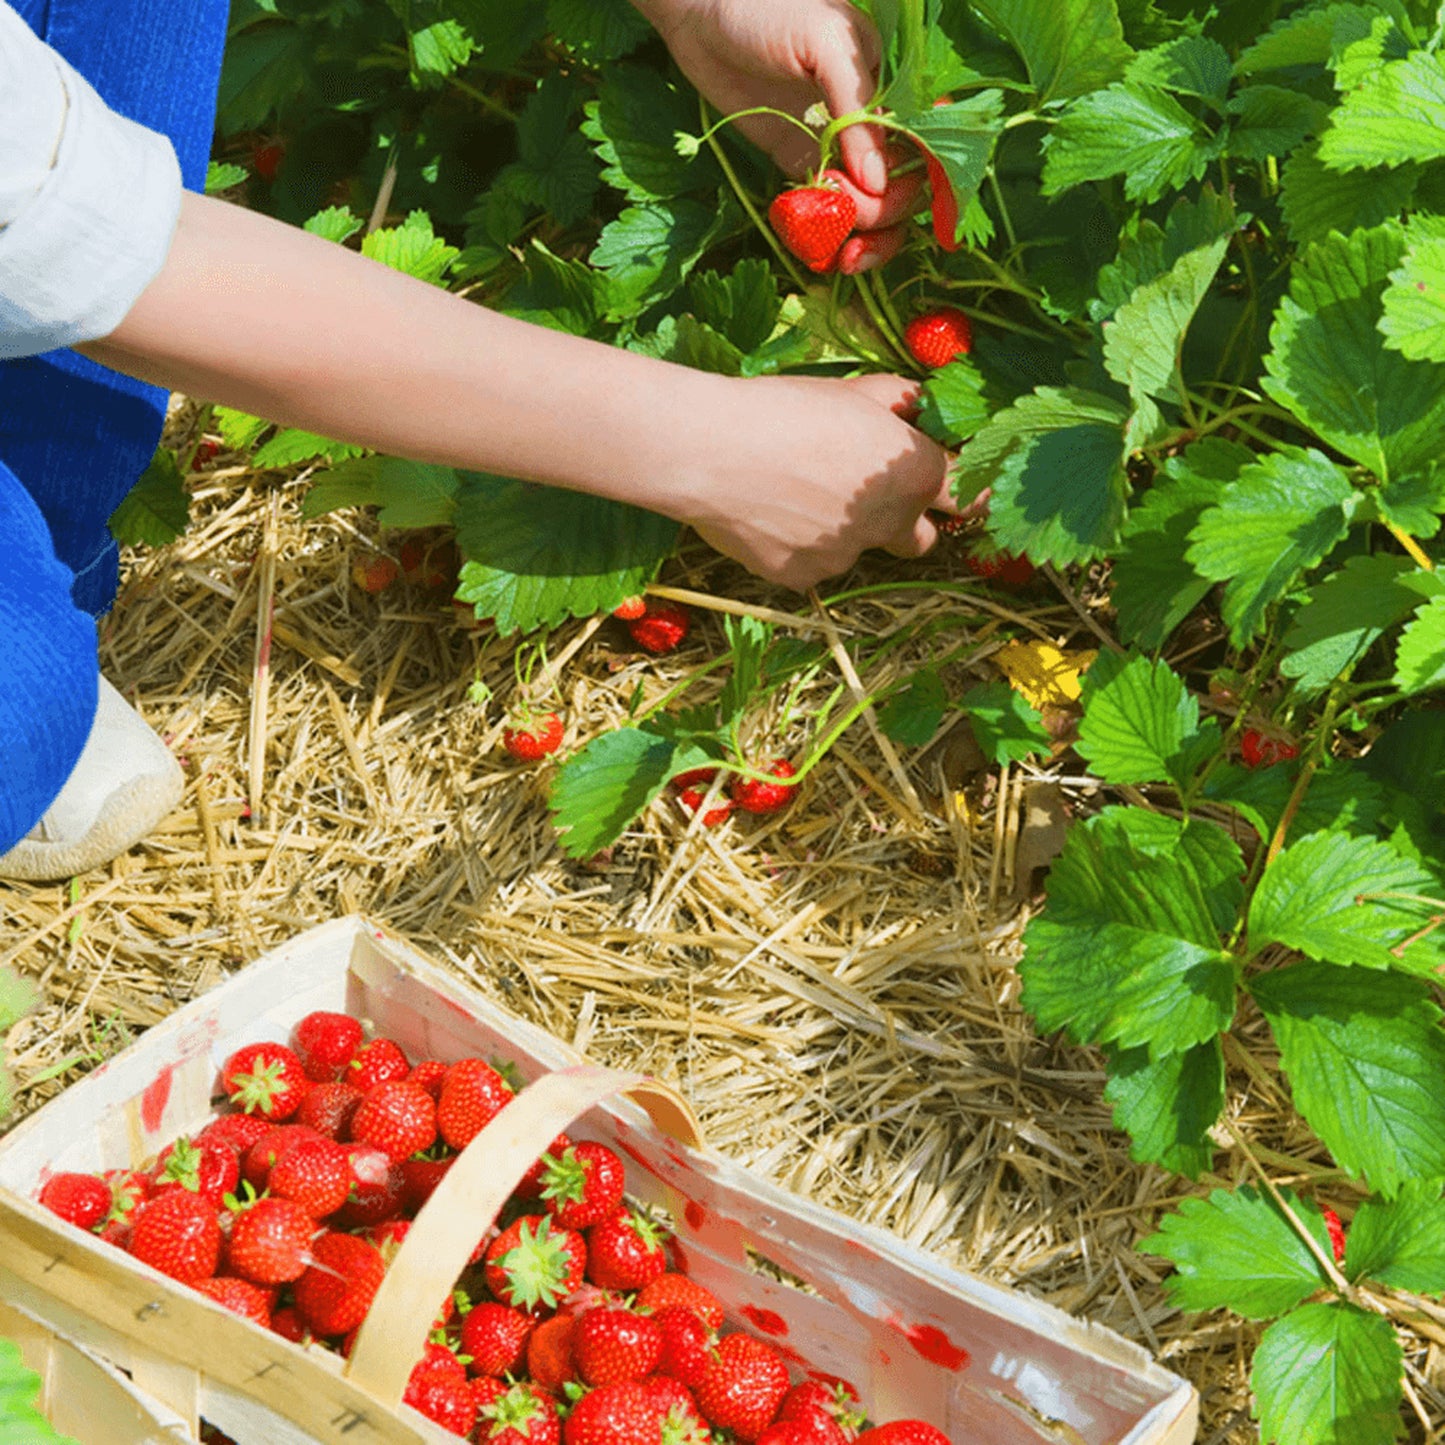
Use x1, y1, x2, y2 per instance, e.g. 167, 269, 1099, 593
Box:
195, 1275, 274, 1328
613, 596, 648, 621
485, 1215, 587, 1312
476, 1380, 562, 1445
654, 1304, 715, 1387
1240, 729, 1299, 769
503, 712, 566, 762
38, 1172, 112, 1230
291, 1010, 364, 1082
678, 789, 734, 827
294, 1231, 386, 1336
1323, 1207, 1347, 1264
334, 1143, 407, 1227
267, 1135, 353, 1217
128, 1189, 223, 1285
573, 1306, 665, 1386
225, 1194, 316, 1285
461, 1301, 538, 1377
154, 1136, 241, 1209
352, 556, 400, 596
903, 308, 974, 369
854, 1424, 950, 1445
527, 1310, 580, 1393
627, 601, 691, 655
768, 182, 858, 273
671, 767, 721, 791
585, 1204, 669, 1291
404, 1352, 478, 1437
351, 1079, 438, 1162
730, 761, 799, 817
221, 1042, 309, 1119
347, 1036, 411, 1092
696, 1333, 791, 1441
637, 1273, 726, 1331
251, 141, 284, 182
963, 547, 1035, 587
540, 1141, 626, 1230
437, 1057, 515, 1150
295, 1080, 363, 1140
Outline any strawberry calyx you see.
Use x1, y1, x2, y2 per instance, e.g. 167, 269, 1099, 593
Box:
478, 1380, 551, 1433
228, 1055, 299, 1115
494, 1216, 581, 1311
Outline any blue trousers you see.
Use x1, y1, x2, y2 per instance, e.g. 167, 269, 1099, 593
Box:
0, 0, 227, 852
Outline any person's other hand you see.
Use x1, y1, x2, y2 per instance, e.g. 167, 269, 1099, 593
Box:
640, 0, 921, 273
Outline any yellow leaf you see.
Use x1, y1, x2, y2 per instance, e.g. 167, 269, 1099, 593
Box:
993, 641, 1098, 711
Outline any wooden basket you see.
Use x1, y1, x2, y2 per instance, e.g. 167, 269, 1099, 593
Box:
0, 917, 1198, 1444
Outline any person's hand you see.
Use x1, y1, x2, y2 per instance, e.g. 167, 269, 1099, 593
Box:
636, 0, 922, 273
674, 373, 955, 590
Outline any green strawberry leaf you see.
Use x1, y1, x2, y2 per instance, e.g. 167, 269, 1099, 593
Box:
409, 20, 473, 79
1346, 1181, 1445, 1293
1186, 447, 1358, 648
969, 0, 1132, 102
688, 260, 779, 355
1126, 35, 1232, 108
1252, 1303, 1403, 1445
0, 1338, 81, 1445
879, 668, 950, 748
1103, 1037, 1223, 1177
1279, 144, 1419, 246
303, 205, 365, 244
1019, 808, 1242, 1058
302, 457, 460, 529
591, 198, 731, 317
1251, 962, 1445, 1197
504, 241, 618, 338
454, 476, 679, 634
108, 449, 190, 548
1235, 3, 1388, 75
1225, 84, 1327, 162
582, 65, 719, 203
1076, 651, 1218, 789
205, 160, 249, 194
1380, 228, 1445, 364
360, 210, 460, 286
1142, 1186, 1336, 1320
961, 682, 1051, 767
1319, 48, 1445, 171
889, 92, 1006, 249
546, 0, 652, 63
253, 428, 366, 470
1248, 832, 1445, 975
917, 358, 993, 447
1203, 760, 1386, 847
628, 315, 745, 376
1395, 595, 1445, 696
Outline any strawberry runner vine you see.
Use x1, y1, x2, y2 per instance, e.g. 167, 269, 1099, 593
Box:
100, 1, 1445, 1437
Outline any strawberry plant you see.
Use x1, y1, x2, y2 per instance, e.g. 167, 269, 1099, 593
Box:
181, 0, 1445, 1436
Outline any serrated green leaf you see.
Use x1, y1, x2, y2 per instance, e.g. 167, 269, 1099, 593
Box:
513, 76, 601, 227
1236, 3, 1391, 75
688, 262, 778, 355
1280, 144, 1419, 245
454, 476, 679, 634
214, 405, 271, 453
1249, 832, 1445, 973
1204, 759, 1387, 846
410, 18, 473, 77
1320, 48, 1445, 171
1103, 1037, 1222, 1177
1252, 1303, 1403, 1445
970, 0, 1132, 101
893, 92, 1006, 247
303, 205, 364, 244
1187, 448, 1357, 646
582, 66, 719, 203
302, 457, 460, 529
0, 1338, 81, 1445
215, 22, 310, 134
1252, 962, 1445, 1196
108, 450, 190, 548
1143, 1187, 1335, 1319
1282, 555, 1425, 695
546, 0, 652, 64
504, 241, 617, 338
1226, 84, 1328, 161
1396, 595, 1445, 694
1127, 35, 1232, 106
628, 315, 744, 376
549, 728, 715, 858
1019, 809, 1242, 1058
205, 160, 248, 194
252, 428, 365, 469
1077, 652, 1216, 788
961, 681, 1050, 766
361, 210, 459, 286
1093, 189, 1237, 322
1374, 468, 1445, 539
1113, 438, 1248, 649
717, 616, 773, 730
956, 387, 1129, 566
591, 199, 728, 316
917, 358, 992, 446
1382, 232, 1445, 363
1042, 83, 1218, 203
877, 668, 950, 748
1346, 1180, 1445, 1293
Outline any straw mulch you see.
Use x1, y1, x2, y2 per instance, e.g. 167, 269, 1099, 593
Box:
6, 405, 1431, 1444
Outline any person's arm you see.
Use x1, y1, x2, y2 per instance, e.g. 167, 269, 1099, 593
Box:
82, 192, 951, 589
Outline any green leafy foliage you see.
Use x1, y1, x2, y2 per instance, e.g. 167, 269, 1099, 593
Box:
108, 449, 190, 548
0, 1339, 80, 1445
879, 668, 950, 747
1346, 1181, 1445, 1293
1103, 1038, 1222, 1177
961, 682, 1050, 765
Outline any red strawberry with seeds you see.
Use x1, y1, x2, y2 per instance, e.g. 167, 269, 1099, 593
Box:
730, 761, 798, 817
779, 1381, 865, 1436
637, 1273, 725, 1331
197, 1114, 270, 1154
768, 183, 858, 273
854, 1425, 950, 1445
627, 602, 691, 655
291, 1010, 364, 1082
678, 789, 734, 827
334, 1143, 407, 1228
268, 1135, 353, 1217
221, 1042, 309, 1119
613, 596, 648, 621
573, 1306, 664, 1386
696, 1333, 791, 1441
963, 548, 1035, 587
252, 141, 284, 183
540, 1141, 626, 1230
1241, 728, 1299, 769
562, 1379, 666, 1445
128, 1190, 222, 1285
903, 308, 974, 369
351, 1080, 437, 1162
242, 1124, 325, 1192
437, 1057, 515, 1150
503, 713, 565, 762
270, 1305, 310, 1344
294, 1231, 386, 1336
226, 1195, 316, 1285
586, 1204, 669, 1292
759, 1411, 849, 1445
486, 1215, 587, 1312
295, 1080, 363, 1140
347, 1037, 411, 1092
38, 1172, 112, 1231
476, 1380, 562, 1445
409, 1059, 449, 1099
527, 1311, 580, 1393
404, 1354, 478, 1437
654, 1304, 715, 1387
154, 1136, 240, 1209
461, 1301, 538, 1377
671, 767, 721, 791
195, 1275, 274, 1328
400, 1154, 455, 1212
1323, 1206, 1347, 1264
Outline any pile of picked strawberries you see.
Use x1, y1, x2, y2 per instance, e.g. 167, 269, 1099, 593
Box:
35, 1011, 949, 1445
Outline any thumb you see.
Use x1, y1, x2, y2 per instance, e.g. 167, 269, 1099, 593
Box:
844, 372, 925, 420
809, 13, 888, 195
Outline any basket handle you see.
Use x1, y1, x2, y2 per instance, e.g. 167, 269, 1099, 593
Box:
344, 1064, 702, 1407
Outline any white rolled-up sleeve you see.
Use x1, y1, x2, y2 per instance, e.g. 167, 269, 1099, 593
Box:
0, 0, 183, 359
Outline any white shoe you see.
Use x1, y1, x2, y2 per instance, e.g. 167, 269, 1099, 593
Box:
0, 678, 184, 882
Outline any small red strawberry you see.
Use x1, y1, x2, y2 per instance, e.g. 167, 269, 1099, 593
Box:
637, 1273, 725, 1331
295, 1080, 363, 1140
671, 767, 721, 791
294, 1231, 386, 1336
351, 1080, 438, 1162
461, 1300, 538, 1377
347, 1036, 411, 1092
242, 1124, 326, 1192
627, 602, 691, 655
404, 1352, 478, 1437
1240, 728, 1299, 769
475, 1380, 562, 1445
562, 1379, 666, 1445
644, 1375, 711, 1440
854, 1424, 950, 1445
678, 788, 734, 827
221, 1042, 310, 1119
526, 1311, 580, 1393
758, 1422, 844, 1445
291, 1010, 365, 1082
903, 308, 973, 369
437, 1057, 515, 1150
779, 1381, 865, 1436
196, 1113, 271, 1154
38, 1172, 112, 1231
267, 1135, 353, 1218
1323, 1207, 1347, 1264
192, 438, 220, 467
353, 556, 400, 596
768, 183, 858, 273
503, 713, 565, 762
653, 1304, 714, 1387
252, 141, 285, 182
333, 1144, 407, 1228
195, 1275, 274, 1328
225, 1195, 316, 1285
730, 761, 798, 817
128, 1189, 223, 1285
153, 1136, 241, 1209
540, 1141, 626, 1230
585, 1205, 669, 1292
270, 1305, 310, 1344
486, 1215, 587, 1312
613, 596, 648, 621
696, 1333, 791, 1441
573, 1306, 664, 1386
409, 1058, 449, 1099
963, 548, 1035, 587
400, 1154, 455, 1212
